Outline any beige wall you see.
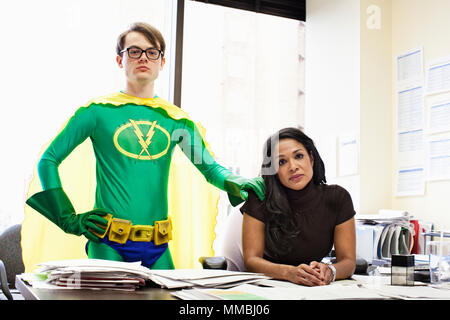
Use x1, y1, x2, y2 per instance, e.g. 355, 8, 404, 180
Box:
391, 0, 450, 230
307, 0, 450, 230
360, 0, 393, 216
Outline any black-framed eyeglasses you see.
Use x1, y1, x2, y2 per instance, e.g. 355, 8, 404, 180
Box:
120, 46, 163, 60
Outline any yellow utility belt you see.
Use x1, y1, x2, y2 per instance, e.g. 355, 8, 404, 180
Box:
93, 214, 172, 246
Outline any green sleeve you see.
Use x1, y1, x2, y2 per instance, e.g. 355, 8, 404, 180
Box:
38, 106, 96, 190
176, 119, 232, 190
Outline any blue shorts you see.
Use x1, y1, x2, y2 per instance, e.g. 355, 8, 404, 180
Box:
86, 238, 168, 268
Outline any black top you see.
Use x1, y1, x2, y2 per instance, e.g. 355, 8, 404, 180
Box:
240, 181, 355, 266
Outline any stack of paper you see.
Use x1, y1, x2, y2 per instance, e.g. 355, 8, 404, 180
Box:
356, 209, 410, 224
355, 209, 417, 262
35, 259, 152, 291
26, 259, 270, 292
148, 269, 270, 289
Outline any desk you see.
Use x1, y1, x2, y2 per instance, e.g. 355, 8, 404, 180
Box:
15, 275, 177, 300
15, 273, 450, 301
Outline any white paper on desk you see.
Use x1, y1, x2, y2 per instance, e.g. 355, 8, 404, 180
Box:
198, 284, 296, 300
174, 281, 387, 301
395, 167, 425, 197
149, 269, 269, 289
47, 270, 144, 281
252, 279, 302, 288
351, 274, 391, 286
150, 269, 261, 280
37, 259, 150, 276
378, 209, 409, 219
150, 274, 195, 289
187, 274, 269, 288
172, 289, 220, 300
370, 285, 450, 300
221, 283, 385, 300
34, 259, 152, 291
45, 266, 150, 278
426, 55, 450, 95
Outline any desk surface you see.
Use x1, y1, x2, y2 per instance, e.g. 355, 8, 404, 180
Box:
15, 275, 177, 300
16, 274, 450, 301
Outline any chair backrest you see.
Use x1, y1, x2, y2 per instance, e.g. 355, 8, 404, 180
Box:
0, 224, 25, 289
214, 209, 246, 271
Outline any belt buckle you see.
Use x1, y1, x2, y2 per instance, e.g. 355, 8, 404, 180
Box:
130, 225, 154, 242
108, 218, 132, 244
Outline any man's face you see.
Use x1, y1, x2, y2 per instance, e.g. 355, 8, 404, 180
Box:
116, 31, 165, 85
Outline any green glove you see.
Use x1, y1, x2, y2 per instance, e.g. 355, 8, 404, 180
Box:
26, 188, 110, 242
224, 174, 266, 207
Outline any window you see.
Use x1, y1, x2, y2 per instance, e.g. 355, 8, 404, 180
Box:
181, 1, 305, 251
0, 0, 176, 231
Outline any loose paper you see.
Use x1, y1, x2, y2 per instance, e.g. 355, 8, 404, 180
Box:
427, 134, 450, 181
427, 97, 450, 134
395, 167, 425, 197
426, 55, 450, 95
396, 47, 424, 89
397, 129, 425, 168
397, 86, 424, 132
338, 134, 359, 177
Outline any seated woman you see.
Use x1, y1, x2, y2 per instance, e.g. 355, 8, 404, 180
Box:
241, 127, 356, 286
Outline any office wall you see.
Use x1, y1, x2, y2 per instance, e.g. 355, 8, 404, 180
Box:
391, 0, 450, 230
306, 0, 393, 216
359, 0, 393, 215
305, 0, 361, 211
306, 0, 450, 230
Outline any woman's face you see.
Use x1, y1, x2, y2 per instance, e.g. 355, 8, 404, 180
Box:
275, 138, 314, 190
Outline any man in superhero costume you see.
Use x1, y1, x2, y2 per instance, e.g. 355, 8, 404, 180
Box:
25, 22, 265, 269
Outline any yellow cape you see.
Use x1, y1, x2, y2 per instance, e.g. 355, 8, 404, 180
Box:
21, 93, 220, 271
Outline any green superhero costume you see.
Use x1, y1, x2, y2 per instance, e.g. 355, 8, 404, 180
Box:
26, 92, 265, 269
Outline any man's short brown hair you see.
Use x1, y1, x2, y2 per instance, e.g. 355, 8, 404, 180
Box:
116, 22, 166, 57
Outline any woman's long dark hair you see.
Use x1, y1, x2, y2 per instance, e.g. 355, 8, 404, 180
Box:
261, 127, 326, 257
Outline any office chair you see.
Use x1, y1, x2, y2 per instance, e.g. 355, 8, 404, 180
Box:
0, 224, 25, 300
200, 208, 245, 271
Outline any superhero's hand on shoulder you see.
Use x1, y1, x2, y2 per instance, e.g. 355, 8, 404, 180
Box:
238, 177, 265, 201
224, 175, 266, 207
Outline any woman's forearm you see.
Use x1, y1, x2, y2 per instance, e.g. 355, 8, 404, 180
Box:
334, 257, 356, 280
244, 256, 293, 281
